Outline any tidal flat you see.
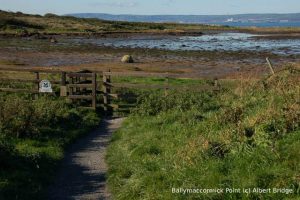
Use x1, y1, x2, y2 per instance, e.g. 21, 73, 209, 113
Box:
0, 30, 299, 78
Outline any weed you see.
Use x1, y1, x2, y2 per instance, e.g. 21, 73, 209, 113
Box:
107, 67, 300, 200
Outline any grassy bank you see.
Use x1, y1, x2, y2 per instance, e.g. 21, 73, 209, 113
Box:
2, 10, 300, 36
0, 94, 100, 200
0, 10, 233, 35
107, 67, 300, 200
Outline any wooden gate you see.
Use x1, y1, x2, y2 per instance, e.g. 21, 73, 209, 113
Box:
66, 71, 98, 109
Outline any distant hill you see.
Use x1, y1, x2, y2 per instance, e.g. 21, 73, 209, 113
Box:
68, 13, 300, 24
1, 10, 300, 36
0, 10, 232, 35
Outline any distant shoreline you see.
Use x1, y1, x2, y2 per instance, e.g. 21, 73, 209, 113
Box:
69, 13, 300, 28
206, 21, 300, 28
1, 10, 300, 38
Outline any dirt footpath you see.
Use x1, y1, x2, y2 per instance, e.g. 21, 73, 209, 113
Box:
48, 118, 125, 200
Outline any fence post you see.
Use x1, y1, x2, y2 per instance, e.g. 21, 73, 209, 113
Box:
92, 73, 97, 109
35, 72, 39, 99
35, 72, 39, 90
266, 57, 275, 75
60, 72, 67, 97
69, 76, 74, 100
214, 78, 220, 87
102, 71, 111, 113
165, 72, 169, 96
76, 76, 80, 94
214, 78, 221, 91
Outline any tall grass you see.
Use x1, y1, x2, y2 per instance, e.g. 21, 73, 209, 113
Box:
0, 94, 100, 200
107, 67, 300, 200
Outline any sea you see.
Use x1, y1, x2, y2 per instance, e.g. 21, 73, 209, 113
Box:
72, 33, 300, 55
208, 22, 300, 27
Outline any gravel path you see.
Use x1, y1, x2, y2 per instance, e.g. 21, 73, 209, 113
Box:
48, 118, 124, 200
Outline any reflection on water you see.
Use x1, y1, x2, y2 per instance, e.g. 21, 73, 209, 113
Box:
71, 33, 300, 55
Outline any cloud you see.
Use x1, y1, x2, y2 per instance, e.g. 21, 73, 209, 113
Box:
90, 1, 138, 8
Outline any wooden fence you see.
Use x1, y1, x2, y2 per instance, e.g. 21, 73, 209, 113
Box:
0, 67, 220, 113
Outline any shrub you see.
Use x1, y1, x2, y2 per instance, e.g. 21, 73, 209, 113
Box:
283, 103, 300, 132
0, 95, 99, 139
0, 96, 38, 138
262, 103, 300, 139
149, 25, 166, 30
44, 13, 58, 18
82, 110, 101, 128
0, 94, 101, 199
244, 126, 255, 138
32, 97, 69, 127
219, 106, 244, 124
208, 141, 229, 158
0, 17, 44, 30
0, 137, 14, 169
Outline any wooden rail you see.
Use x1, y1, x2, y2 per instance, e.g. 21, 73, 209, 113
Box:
68, 84, 94, 88
68, 73, 95, 78
0, 67, 62, 74
67, 72, 98, 109
68, 95, 94, 100
103, 71, 186, 78
0, 66, 103, 74
105, 82, 218, 90
0, 78, 62, 84
0, 68, 221, 113
0, 88, 39, 93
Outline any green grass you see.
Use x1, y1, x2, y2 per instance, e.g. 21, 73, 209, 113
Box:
106, 67, 300, 200
109, 76, 221, 116
113, 76, 213, 86
0, 10, 234, 35
0, 94, 101, 200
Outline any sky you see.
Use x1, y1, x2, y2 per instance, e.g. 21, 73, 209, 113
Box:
0, 0, 299, 15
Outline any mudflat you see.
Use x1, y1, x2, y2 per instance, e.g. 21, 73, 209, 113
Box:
0, 31, 299, 78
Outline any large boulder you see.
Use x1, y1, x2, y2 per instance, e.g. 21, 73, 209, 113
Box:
121, 55, 134, 63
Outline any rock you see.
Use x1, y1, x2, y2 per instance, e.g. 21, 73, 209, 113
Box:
50, 37, 57, 43
121, 55, 134, 63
